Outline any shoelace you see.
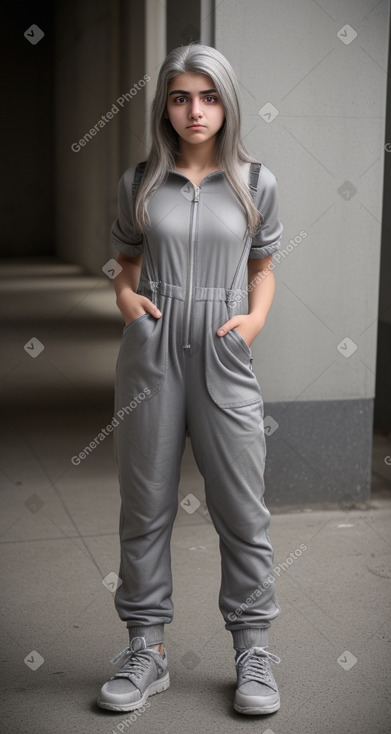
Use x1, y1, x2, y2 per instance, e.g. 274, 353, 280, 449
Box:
111, 645, 135, 666
235, 646, 281, 684
110, 647, 159, 680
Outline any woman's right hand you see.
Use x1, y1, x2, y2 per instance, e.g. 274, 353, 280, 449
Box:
116, 290, 162, 326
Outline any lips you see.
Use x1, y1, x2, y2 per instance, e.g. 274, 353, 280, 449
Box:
187, 124, 205, 129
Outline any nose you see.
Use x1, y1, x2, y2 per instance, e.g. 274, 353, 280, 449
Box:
189, 98, 202, 118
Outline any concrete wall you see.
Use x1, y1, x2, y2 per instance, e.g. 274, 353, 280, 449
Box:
1, 3, 55, 256
54, 0, 146, 272
215, 0, 390, 506
375, 29, 391, 432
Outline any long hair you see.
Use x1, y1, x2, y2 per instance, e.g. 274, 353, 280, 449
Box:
134, 42, 263, 238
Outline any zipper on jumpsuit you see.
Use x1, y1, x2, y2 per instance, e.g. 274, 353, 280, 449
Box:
183, 184, 200, 349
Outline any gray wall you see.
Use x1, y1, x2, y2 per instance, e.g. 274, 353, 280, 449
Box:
215, 0, 390, 506
375, 27, 391, 432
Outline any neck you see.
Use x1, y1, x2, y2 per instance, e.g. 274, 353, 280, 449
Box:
175, 136, 220, 171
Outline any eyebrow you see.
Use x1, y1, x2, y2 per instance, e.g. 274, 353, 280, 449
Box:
168, 88, 218, 96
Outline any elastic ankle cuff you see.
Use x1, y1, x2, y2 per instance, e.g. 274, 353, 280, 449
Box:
231, 626, 269, 651
127, 624, 164, 649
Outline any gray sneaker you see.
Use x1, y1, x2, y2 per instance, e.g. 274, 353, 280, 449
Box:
97, 639, 169, 712
234, 646, 281, 715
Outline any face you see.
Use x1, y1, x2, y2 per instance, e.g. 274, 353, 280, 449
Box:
164, 72, 225, 146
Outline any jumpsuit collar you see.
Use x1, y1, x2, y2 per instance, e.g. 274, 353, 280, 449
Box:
168, 168, 225, 186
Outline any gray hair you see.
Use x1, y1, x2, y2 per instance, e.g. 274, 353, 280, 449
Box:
134, 42, 263, 237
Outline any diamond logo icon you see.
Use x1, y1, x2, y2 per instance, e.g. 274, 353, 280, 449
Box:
337, 181, 357, 200
181, 650, 201, 669
180, 183, 194, 201
258, 103, 279, 123
337, 337, 357, 358
337, 25, 357, 45
337, 650, 357, 671
24, 650, 44, 670
102, 259, 123, 279
24, 494, 44, 513
102, 572, 122, 593
180, 493, 201, 514
261, 416, 279, 436
24, 24, 45, 45
24, 337, 44, 358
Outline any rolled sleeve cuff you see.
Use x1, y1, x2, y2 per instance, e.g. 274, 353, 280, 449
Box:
110, 166, 144, 258
111, 235, 144, 258
248, 164, 283, 259
248, 239, 282, 259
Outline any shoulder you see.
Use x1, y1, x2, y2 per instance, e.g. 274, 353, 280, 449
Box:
117, 165, 137, 191
119, 161, 147, 188
257, 163, 279, 190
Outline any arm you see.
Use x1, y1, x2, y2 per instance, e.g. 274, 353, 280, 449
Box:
217, 165, 283, 346
111, 167, 161, 324
247, 255, 276, 330
114, 252, 162, 325
216, 254, 275, 347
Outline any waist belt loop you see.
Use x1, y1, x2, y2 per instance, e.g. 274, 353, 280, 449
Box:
149, 279, 161, 307
226, 288, 242, 312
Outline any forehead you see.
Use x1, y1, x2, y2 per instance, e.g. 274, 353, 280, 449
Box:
167, 72, 216, 93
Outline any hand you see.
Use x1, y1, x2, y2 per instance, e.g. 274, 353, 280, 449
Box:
216, 314, 265, 348
116, 291, 162, 326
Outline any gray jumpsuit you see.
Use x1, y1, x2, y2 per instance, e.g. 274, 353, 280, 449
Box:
110, 160, 283, 643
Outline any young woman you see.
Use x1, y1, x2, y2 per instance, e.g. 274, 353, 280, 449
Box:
97, 42, 283, 717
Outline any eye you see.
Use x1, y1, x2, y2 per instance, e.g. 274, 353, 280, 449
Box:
174, 96, 188, 103
205, 96, 218, 103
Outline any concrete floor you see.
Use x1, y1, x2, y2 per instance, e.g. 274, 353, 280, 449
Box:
0, 260, 390, 734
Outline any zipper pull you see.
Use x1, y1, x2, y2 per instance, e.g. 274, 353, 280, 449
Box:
194, 186, 200, 202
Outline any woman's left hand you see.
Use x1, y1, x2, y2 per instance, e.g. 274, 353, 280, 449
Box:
216, 313, 265, 348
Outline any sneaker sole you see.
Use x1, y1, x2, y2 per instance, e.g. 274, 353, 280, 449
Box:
96, 671, 170, 712
234, 697, 280, 715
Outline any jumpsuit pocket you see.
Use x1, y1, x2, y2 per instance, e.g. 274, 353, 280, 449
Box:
123, 312, 150, 331
230, 327, 253, 359
115, 313, 167, 401
204, 330, 263, 409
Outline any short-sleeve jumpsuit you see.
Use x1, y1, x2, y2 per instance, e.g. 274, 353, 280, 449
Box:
111, 160, 283, 651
